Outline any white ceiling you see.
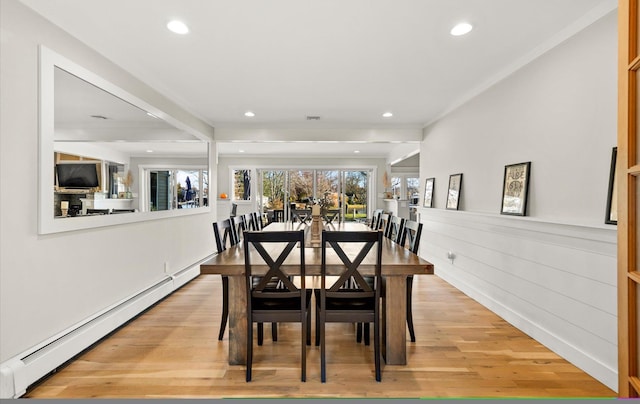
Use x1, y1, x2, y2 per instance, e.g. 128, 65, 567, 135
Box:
22, 0, 616, 160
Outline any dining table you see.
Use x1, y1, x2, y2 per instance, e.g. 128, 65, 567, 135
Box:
199, 220, 434, 366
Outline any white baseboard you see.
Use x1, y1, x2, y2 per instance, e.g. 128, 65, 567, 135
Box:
0, 259, 208, 399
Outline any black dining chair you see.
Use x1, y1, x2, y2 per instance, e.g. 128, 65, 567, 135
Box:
322, 209, 341, 225
291, 208, 312, 224
212, 218, 239, 340
356, 214, 403, 345
376, 213, 392, 236
232, 214, 277, 343
244, 212, 257, 231
398, 219, 423, 343
385, 215, 405, 242
369, 209, 383, 229
315, 229, 383, 382
244, 230, 311, 382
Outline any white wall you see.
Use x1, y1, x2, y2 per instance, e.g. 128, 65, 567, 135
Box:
0, 1, 216, 396
418, 11, 617, 390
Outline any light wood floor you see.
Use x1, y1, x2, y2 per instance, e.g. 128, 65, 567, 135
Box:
25, 274, 615, 399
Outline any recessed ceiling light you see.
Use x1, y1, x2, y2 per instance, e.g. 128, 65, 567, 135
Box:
167, 20, 189, 35
382, 112, 393, 118
354, 150, 361, 154
239, 149, 245, 153
244, 111, 255, 117
146, 149, 153, 153
450, 22, 473, 36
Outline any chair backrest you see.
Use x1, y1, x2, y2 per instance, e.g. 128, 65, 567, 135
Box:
369, 209, 383, 229
320, 230, 383, 301
386, 215, 405, 242
399, 220, 423, 254
232, 215, 246, 241
243, 212, 257, 231
244, 230, 306, 302
377, 213, 392, 236
212, 218, 238, 253
291, 208, 311, 224
251, 211, 263, 230
323, 209, 341, 225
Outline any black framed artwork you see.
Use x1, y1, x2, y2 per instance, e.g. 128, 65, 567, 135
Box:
605, 147, 617, 225
446, 173, 462, 210
423, 177, 435, 208
500, 161, 531, 216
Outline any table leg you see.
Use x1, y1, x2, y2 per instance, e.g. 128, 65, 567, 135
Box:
228, 276, 247, 365
382, 275, 407, 365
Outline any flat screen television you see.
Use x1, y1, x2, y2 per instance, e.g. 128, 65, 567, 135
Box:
56, 163, 99, 188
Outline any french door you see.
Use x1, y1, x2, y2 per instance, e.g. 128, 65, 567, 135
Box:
257, 168, 371, 222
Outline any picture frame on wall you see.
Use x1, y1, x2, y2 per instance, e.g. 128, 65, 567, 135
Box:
605, 147, 618, 225
446, 173, 462, 210
423, 177, 435, 208
500, 161, 531, 216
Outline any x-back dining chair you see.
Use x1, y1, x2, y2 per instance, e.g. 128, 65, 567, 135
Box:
212, 218, 239, 340
244, 230, 311, 382
398, 219, 423, 342
315, 229, 383, 382
385, 215, 405, 242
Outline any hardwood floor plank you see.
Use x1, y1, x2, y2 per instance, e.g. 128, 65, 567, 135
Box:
24, 274, 615, 398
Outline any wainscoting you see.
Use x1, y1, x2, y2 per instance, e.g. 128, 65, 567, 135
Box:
416, 207, 617, 391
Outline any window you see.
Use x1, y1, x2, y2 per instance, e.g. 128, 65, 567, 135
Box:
233, 169, 251, 200
144, 166, 208, 211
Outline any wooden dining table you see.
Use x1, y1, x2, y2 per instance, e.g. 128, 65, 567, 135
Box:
199, 221, 434, 366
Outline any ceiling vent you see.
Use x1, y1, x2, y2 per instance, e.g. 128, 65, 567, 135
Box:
306, 116, 321, 121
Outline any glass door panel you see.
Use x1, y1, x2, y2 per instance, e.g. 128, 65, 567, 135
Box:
343, 170, 369, 222
288, 170, 314, 220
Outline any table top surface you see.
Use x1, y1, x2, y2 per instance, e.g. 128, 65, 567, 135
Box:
200, 221, 434, 276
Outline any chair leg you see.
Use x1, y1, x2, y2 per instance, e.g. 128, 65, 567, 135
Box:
364, 323, 370, 346
257, 323, 264, 346
320, 314, 326, 383
306, 305, 312, 346
374, 314, 381, 382
315, 306, 320, 346
356, 323, 362, 343
301, 313, 307, 382
218, 276, 229, 340
246, 317, 253, 382
407, 275, 416, 343
272, 322, 278, 341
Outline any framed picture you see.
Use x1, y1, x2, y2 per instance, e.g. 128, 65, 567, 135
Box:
446, 173, 462, 210
605, 147, 618, 225
423, 177, 435, 208
501, 161, 531, 216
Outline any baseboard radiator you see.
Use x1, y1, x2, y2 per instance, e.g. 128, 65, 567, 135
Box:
0, 257, 211, 398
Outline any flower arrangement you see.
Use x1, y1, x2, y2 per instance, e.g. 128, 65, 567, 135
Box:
122, 170, 133, 191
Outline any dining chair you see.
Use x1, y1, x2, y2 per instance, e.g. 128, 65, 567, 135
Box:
212, 218, 239, 340
376, 212, 392, 236
291, 208, 312, 224
244, 212, 257, 231
244, 230, 311, 382
398, 219, 423, 342
315, 229, 383, 382
322, 209, 341, 225
357, 213, 402, 345
385, 215, 405, 242
232, 215, 246, 241
369, 209, 383, 229
251, 211, 263, 230
232, 214, 277, 343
